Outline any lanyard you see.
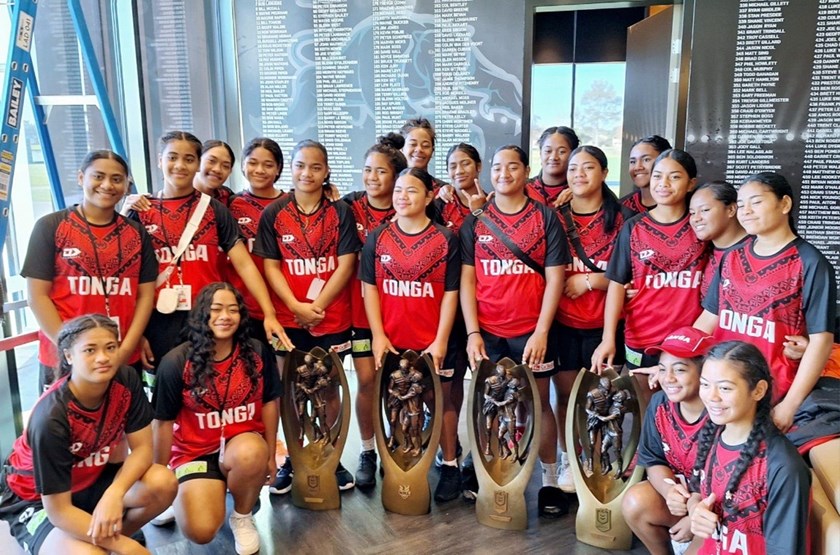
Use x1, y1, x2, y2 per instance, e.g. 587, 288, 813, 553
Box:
290, 196, 329, 262
211, 346, 239, 412
156, 191, 199, 271
77, 207, 123, 317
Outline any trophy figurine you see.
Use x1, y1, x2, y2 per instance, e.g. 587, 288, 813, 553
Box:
281, 347, 351, 510
467, 358, 541, 531
373, 350, 442, 515
566, 368, 646, 549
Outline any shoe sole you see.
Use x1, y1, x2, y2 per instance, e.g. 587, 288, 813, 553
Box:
150, 517, 175, 526
269, 483, 292, 495
355, 478, 376, 490
558, 484, 576, 494
338, 482, 355, 491
462, 490, 477, 503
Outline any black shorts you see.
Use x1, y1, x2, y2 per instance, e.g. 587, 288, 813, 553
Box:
173, 452, 226, 484
556, 321, 626, 371
624, 344, 659, 370
481, 323, 560, 378
247, 318, 270, 348
350, 327, 373, 359
145, 310, 189, 367
276, 328, 353, 359
0, 463, 122, 554
438, 318, 468, 383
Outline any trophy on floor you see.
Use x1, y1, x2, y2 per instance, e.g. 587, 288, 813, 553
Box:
566, 367, 646, 549
281, 347, 351, 510
373, 350, 442, 515
466, 358, 541, 530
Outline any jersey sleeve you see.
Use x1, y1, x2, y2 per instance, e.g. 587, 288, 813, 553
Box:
259, 341, 283, 402
121, 367, 154, 434
28, 404, 74, 495
152, 345, 187, 421
542, 205, 570, 267
336, 201, 362, 256
763, 432, 811, 555
700, 250, 726, 315
799, 241, 837, 334
253, 202, 282, 260
212, 200, 244, 253
359, 226, 381, 285
459, 215, 477, 266
136, 222, 159, 283
444, 228, 461, 291
20, 212, 62, 281
636, 392, 669, 469
604, 216, 636, 284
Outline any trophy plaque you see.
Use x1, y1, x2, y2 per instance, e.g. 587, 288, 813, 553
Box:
281, 347, 351, 510
566, 367, 646, 549
466, 358, 541, 530
373, 350, 442, 515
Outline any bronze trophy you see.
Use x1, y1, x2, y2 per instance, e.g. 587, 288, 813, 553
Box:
466, 358, 541, 530
373, 350, 442, 515
566, 368, 646, 549
281, 347, 351, 510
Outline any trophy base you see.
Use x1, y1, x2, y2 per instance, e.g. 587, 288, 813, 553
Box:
289, 445, 341, 511
574, 492, 633, 550
475, 483, 528, 530
380, 457, 431, 515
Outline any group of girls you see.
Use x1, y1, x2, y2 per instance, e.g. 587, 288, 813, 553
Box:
3, 114, 836, 554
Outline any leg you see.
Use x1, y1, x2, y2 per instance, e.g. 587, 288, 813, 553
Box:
354, 356, 377, 442
39, 528, 108, 555
120, 463, 178, 535
622, 481, 681, 555
221, 433, 270, 515
536, 376, 557, 466
439, 381, 458, 461
174, 478, 227, 544
552, 371, 577, 448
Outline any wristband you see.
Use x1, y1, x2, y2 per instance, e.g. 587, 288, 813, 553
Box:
467, 331, 481, 337
585, 273, 593, 291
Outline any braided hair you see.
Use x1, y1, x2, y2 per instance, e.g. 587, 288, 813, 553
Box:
690, 341, 773, 525
185, 283, 259, 401
56, 314, 120, 381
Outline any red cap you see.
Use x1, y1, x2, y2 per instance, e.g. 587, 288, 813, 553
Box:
644, 327, 717, 358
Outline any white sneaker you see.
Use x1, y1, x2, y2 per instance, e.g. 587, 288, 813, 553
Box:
229, 512, 260, 555
150, 505, 175, 526
671, 539, 691, 555
558, 452, 576, 493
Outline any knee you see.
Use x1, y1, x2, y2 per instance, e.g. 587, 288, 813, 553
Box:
622, 483, 651, 522
145, 464, 179, 505
181, 519, 223, 545
227, 436, 269, 471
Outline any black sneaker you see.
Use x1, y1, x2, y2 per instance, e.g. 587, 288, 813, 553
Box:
355, 450, 377, 489
460, 453, 478, 502
434, 465, 462, 503
336, 463, 355, 491
434, 441, 463, 468
269, 458, 293, 495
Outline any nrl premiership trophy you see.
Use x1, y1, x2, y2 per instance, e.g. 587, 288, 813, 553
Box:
373, 350, 442, 515
281, 347, 351, 510
566, 367, 646, 549
467, 358, 540, 530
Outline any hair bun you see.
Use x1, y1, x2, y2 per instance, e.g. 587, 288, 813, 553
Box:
378, 132, 405, 151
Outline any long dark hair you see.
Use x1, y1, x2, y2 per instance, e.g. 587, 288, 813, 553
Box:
56, 314, 120, 380
185, 283, 259, 399
741, 172, 797, 234
568, 145, 621, 233
691, 341, 773, 526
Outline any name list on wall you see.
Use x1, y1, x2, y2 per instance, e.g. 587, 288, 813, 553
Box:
372, 0, 410, 138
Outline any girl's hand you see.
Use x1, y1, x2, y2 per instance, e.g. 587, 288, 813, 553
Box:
590, 340, 615, 374
123, 193, 151, 213
437, 184, 455, 203
291, 302, 325, 328
782, 335, 808, 361
265, 319, 294, 352
325, 183, 340, 202
467, 333, 488, 369
372, 334, 398, 371
629, 365, 660, 390
424, 339, 447, 373
665, 483, 691, 516
265, 456, 277, 486
89, 487, 125, 543
624, 283, 639, 301
669, 516, 694, 544
523, 330, 548, 370
771, 400, 796, 433
690, 493, 718, 539
468, 187, 491, 213
552, 188, 573, 208
563, 273, 590, 299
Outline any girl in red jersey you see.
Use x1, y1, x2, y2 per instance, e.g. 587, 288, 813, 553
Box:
688, 181, 747, 300
153, 283, 281, 555
622, 326, 715, 555
553, 145, 633, 492
400, 117, 448, 189
361, 167, 461, 502
527, 126, 579, 206
0, 315, 177, 555
460, 145, 570, 516
688, 341, 810, 555
23, 150, 158, 392
434, 143, 488, 230
695, 172, 835, 432
226, 138, 285, 345
341, 134, 405, 489
129, 131, 290, 383
620, 135, 672, 214
254, 139, 361, 492
591, 149, 709, 374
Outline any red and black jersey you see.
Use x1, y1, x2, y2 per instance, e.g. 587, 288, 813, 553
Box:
619, 189, 655, 214
557, 208, 628, 329
637, 391, 708, 482
703, 237, 837, 401
359, 221, 460, 350
526, 174, 567, 206
153, 339, 282, 469
128, 191, 242, 304
342, 191, 395, 329
212, 185, 235, 208
226, 191, 285, 319
460, 199, 570, 337
3, 367, 152, 500
695, 429, 810, 555
253, 195, 361, 334
606, 212, 709, 349
700, 236, 749, 301
21, 208, 158, 367
433, 195, 472, 234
